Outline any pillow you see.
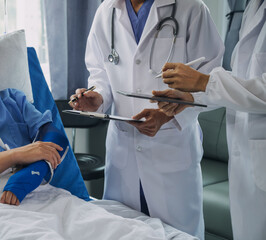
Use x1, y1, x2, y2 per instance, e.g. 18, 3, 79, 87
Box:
0, 30, 33, 102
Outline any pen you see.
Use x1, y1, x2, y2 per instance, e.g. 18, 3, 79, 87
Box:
68, 86, 96, 104
155, 57, 206, 78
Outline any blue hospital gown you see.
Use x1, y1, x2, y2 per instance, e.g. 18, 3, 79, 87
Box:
0, 88, 52, 152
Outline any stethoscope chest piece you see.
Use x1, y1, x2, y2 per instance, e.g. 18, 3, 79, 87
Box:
108, 48, 119, 65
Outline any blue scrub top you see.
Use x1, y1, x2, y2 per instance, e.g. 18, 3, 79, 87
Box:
0, 88, 52, 151
125, 0, 154, 44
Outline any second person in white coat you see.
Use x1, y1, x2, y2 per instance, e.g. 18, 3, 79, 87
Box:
154, 1, 266, 239
70, 0, 224, 239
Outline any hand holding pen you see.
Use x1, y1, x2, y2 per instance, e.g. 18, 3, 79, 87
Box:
155, 57, 206, 78
69, 86, 103, 112
68, 86, 96, 104
157, 57, 210, 92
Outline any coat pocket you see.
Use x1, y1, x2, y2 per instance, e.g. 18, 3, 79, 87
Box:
105, 123, 129, 169
249, 139, 266, 192
149, 128, 193, 173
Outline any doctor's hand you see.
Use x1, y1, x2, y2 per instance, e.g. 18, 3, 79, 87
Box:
69, 88, 103, 112
128, 109, 173, 137
0, 191, 19, 206
162, 63, 209, 92
152, 89, 194, 116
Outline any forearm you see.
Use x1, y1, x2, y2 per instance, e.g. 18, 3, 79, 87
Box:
0, 150, 17, 173
199, 67, 266, 113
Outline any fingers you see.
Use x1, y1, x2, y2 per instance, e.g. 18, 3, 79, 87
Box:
162, 62, 177, 72
17, 142, 63, 169
0, 191, 20, 205
152, 89, 170, 97
157, 102, 179, 117
42, 142, 63, 152
37, 142, 62, 169
157, 101, 171, 109
153, 89, 181, 99
132, 109, 149, 120
75, 88, 87, 96
69, 90, 103, 112
69, 88, 87, 109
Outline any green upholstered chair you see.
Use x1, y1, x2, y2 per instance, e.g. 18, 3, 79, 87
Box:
198, 108, 233, 240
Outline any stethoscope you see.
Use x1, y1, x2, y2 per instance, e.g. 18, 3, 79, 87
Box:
108, 0, 178, 74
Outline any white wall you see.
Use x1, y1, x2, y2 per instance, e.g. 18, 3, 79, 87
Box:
203, 0, 229, 41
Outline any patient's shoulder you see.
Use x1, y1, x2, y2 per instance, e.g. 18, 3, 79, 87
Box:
1, 88, 25, 96
0, 88, 27, 103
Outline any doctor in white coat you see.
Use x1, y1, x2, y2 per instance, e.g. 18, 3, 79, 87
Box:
155, 0, 266, 239
70, 0, 224, 238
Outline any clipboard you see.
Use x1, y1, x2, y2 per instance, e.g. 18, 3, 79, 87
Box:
117, 90, 207, 107
62, 110, 144, 122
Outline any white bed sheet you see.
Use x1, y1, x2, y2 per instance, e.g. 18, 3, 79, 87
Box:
0, 178, 197, 240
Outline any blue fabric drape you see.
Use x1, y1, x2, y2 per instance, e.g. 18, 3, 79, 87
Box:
28, 47, 90, 201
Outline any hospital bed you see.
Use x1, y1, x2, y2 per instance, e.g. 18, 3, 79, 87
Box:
0, 30, 197, 240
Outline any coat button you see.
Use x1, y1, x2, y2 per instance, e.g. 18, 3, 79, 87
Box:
136, 145, 142, 152
135, 59, 141, 65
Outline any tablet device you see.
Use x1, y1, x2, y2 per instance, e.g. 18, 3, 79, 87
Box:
62, 110, 144, 122
117, 90, 207, 107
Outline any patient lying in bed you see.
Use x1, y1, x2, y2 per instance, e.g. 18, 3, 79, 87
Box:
0, 88, 68, 205
0, 88, 197, 240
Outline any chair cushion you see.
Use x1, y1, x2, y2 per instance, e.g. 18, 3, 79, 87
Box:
201, 158, 228, 187
203, 181, 233, 240
76, 154, 105, 181
199, 108, 229, 163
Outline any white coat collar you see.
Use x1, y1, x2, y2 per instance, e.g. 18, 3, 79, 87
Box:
107, 0, 175, 10
140, 0, 176, 45
240, 0, 266, 40
106, 0, 176, 47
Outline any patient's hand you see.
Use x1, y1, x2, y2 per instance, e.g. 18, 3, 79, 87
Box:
0, 141, 63, 174
0, 191, 20, 206
11, 141, 63, 169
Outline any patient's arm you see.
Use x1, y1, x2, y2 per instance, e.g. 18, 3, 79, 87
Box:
1, 160, 52, 205
0, 141, 63, 174
0, 123, 69, 206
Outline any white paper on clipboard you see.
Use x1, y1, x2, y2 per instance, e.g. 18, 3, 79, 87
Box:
62, 110, 144, 122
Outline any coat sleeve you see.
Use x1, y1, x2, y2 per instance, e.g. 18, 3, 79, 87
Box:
193, 67, 266, 113
84, 6, 113, 114
174, 3, 225, 130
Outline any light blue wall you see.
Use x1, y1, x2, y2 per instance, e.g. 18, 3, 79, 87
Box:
203, 0, 229, 40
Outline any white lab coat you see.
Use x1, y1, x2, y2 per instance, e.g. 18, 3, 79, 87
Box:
85, 0, 224, 238
194, 0, 266, 239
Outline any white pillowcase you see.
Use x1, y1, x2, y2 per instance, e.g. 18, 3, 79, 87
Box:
0, 29, 33, 102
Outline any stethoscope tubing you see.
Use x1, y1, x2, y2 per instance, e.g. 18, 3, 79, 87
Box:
109, 0, 178, 70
